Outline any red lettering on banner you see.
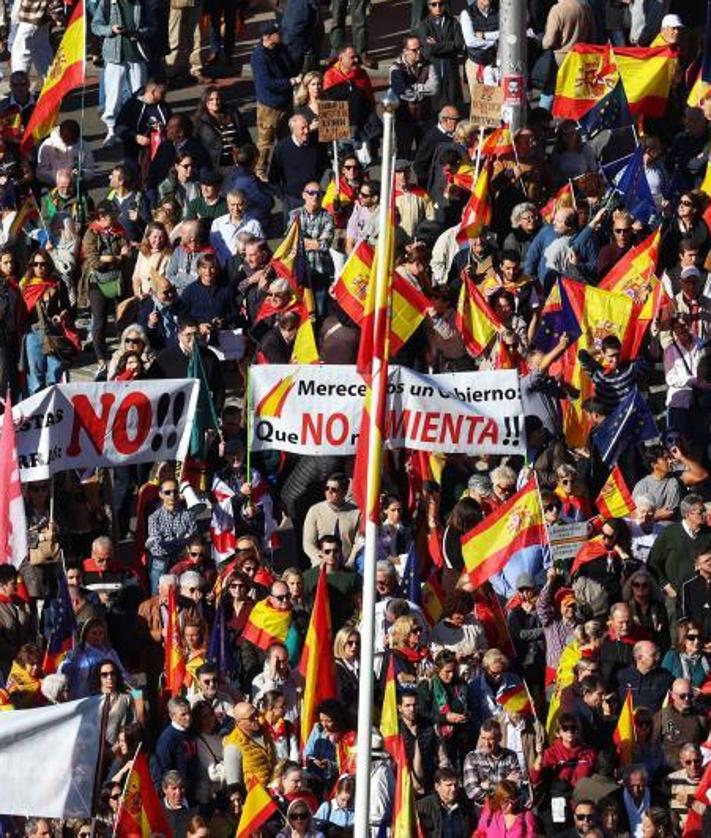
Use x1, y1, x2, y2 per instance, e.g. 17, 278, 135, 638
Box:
421, 413, 439, 443
301, 414, 323, 445
112, 392, 152, 454
384, 409, 411, 439
478, 418, 498, 445
464, 415, 485, 443
410, 410, 423, 439
440, 413, 463, 445
66, 394, 115, 456
326, 414, 349, 445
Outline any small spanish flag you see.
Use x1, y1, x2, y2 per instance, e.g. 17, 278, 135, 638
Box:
380, 654, 400, 759
242, 598, 292, 651
496, 681, 533, 717
391, 737, 425, 838
540, 182, 575, 223
455, 273, 500, 357
479, 124, 514, 157
331, 239, 374, 323
455, 160, 492, 247
613, 688, 635, 766
115, 751, 172, 838
421, 568, 445, 625
390, 274, 429, 355
290, 309, 320, 365
236, 781, 279, 838
596, 464, 635, 519
164, 587, 186, 697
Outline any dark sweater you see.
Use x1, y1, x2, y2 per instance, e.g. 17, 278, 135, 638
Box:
151, 343, 225, 411
616, 664, 674, 713
649, 524, 711, 592
250, 42, 296, 110
152, 725, 198, 802
268, 135, 325, 201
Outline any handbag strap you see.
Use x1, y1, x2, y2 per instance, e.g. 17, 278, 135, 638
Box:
671, 336, 695, 378
198, 733, 220, 762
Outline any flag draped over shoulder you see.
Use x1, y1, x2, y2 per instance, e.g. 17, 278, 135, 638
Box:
0, 392, 27, 568
298, 566, 337, 748
164, 587, 186, 696
596, 465, 636, 519
553, 43, 677, 119
236, 782, 279, 838
461, 478, 546, 589
242, 598, 292, 650
21, 1, 85, 154
115, 751, 173, 838
613, 688, 635, 766
391, 737, 424, 838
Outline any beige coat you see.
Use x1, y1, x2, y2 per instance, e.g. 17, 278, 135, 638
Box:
543, 0, 595, 65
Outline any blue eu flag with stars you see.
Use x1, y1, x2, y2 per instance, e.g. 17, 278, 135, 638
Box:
578, 80, 633, 138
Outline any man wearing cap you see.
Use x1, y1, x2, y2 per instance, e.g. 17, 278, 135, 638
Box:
630, 0, 671, 46
508, 573, 546, 696
652, 13, 684, 47
537, 567, 578, 689
670, 265, 711, 342
184, 170, 227, 226
250, 21, 301, 180
209, 190, 266, 268
393, 159, 436, 239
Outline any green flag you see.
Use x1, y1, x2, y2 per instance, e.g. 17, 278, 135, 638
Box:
187, 343, 220, 456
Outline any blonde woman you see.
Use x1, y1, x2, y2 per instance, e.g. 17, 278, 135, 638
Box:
294, 71, 323, 135
132, 222, 171, 298
386, 615, 430, 686
334, 626, 360, 723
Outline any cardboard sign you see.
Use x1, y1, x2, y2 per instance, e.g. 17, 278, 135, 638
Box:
547, 522, 589, 563
318, 100, 351, 142
469, 84, 504, 128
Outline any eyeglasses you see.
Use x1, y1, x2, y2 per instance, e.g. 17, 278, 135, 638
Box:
239, 713, 258, 722
304, 189, 322, 196
201, 678, 217, 685
290, 813, 309, 821
575, 814, 595, 822
187, 586, 201, 593
559, 477, 573, 485
560, 724, 579, 733
680, 199, 694, 207
325, 486, 341, 493
345, 639, 359, 646
343, 164, 358, 170
109, 793, 122, 801
687, 634, 702, 641
359, 191, 373, 198
685, 757, 703, 765
614, 228, 631, 234
162, 489, 179, 496
189, 551, 206, 558
229, 581, 246, 589
674, 693, 693, 700
100, 670, 116, 678
631, 582, 649, 589
32, 261, 49, 267
125, 337, 142, 345
273, 594, 290, 602
429, 2, 444, 6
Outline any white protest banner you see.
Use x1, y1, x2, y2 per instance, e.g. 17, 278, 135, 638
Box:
13, 379, 199, 482
0, 696, 104, 817
250, 365, 524, 455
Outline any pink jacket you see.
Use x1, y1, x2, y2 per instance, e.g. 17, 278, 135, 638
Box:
476, 808, 537, 838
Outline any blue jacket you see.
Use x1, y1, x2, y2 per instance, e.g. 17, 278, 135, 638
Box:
523, 223, 598, 291
180, 279, 234, 325
152, 724, 198, 802
91, 0, 155, 65
250, 43, 296, 111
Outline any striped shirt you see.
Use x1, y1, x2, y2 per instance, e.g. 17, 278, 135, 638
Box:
578, 350, 645, 412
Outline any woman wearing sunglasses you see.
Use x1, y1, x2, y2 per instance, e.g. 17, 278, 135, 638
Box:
277, 799, 321, 838
661, 621, 710, 688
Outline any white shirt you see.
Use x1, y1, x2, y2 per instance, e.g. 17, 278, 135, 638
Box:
209, 213, 265, 267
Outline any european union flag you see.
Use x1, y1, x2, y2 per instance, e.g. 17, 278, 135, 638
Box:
534, 278, 583, 352
600, 153, 634, 187
207, 598, 237, 675
617, 146, 655, 225
400, 543, 422, 606
593, 388, 659, 466
578, 80, 633, 138
43, 573, 77, 672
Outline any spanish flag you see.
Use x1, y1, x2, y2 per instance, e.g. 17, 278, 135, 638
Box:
540, 182, 574, 223
455, 273, 500, 355
331, 240, 374, 323
298, 566, 337, 748
596, 464, 635, 519
553, 44, 677, 120
164, 587, 186, 697
450, 161, 474, 192
391, 737, 424, 838
456, 161, 492, 247
496, 681, 533, 717
271, 216, 314, 314
290, 309, 320, 365
599, 228, 660, 295
479, 125, 514, 157
115, 751, 172, 838
242, 598, 292, 651
21, 1, 85, 155
613, 688, 635, 766
688, 71, 710, 107
0, 108, 22, 142
422, 568, 445, 625
390, 274, 429, 355
380, 654, 400, 758
9, 193, 41, 241
461, 478, 546, 589
236, 781, 279, 838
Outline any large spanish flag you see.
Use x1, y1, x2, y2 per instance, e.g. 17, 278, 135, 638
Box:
599, 228, 660, 296
242, 599, 292, 651
236, 782, 279, 838
596, 464, 635, 519
21, 1, 85, 155
461, 478, 546, 589
332, 240, 374, 323
390, 274, 428, 354
164, 587, 186, 697
553, 44, 677, 119
298, 566, 336, 748
115, 751, 172, 838
613, 688, 635, 766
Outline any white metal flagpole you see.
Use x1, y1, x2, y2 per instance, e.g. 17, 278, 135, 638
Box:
352, 87, 399, 838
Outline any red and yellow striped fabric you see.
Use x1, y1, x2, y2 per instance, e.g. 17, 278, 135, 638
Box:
242, 599, 292, 651
596, 464, 636, 519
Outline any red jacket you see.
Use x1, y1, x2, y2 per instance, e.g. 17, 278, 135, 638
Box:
531, 740, 596, 787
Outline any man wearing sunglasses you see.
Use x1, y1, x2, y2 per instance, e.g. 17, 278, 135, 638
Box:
561, 800, 598, 837
145, 478, 199, 595
302, 473, 361, 567
654, 677, 706, 770
302, 534, 361, 632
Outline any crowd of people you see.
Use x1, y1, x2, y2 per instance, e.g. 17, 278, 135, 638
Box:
1, 0, 711, 836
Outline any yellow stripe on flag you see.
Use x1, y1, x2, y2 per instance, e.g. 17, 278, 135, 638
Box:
236, 782, 279, 838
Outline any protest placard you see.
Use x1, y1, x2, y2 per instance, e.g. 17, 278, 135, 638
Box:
318, 100, 351, 142
469, 84, 504, 127
13, 379, 199, 481
250, 364, 524, 455
547, 522, 589, 564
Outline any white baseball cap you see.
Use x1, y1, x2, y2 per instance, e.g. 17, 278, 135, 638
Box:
661, 13, 684, 28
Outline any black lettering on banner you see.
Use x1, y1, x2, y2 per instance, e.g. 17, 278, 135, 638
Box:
255, 420, 274, 442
